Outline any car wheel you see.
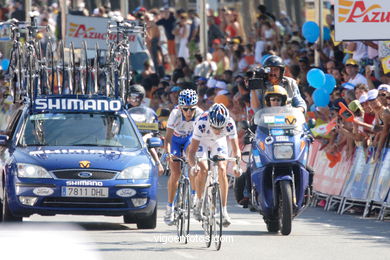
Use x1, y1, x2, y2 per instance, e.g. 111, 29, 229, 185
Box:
3, 188, 22, 222
136, 205, 157, 229
123, 214, 137, 224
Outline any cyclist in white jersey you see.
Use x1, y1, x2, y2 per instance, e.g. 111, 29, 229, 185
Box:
188, 103, 241, 227
164, 89, 203, 225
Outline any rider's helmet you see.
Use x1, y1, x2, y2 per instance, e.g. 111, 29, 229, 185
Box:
264, 85, 288, 107
127, 84, 145, 107
178, 89, 198, 106
263, 55, 285, 79
209, 103, 230, 129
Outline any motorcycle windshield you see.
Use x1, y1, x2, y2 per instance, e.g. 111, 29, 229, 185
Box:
254, 107, 306, 132
128, 107, 158, 132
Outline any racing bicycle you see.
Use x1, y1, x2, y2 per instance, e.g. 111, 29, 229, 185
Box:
172, 157, 191, 244
196, 156, 240, 250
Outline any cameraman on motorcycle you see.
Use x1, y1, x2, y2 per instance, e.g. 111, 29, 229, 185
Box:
126, 84, 164, 175
249, 55, 307, 113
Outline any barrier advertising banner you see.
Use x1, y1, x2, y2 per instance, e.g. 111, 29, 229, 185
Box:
367, 148, 390, 202
341, 147, 377, 200
312, 148, 353, 196
335, 0, 390, 41
65, 15, 145, 52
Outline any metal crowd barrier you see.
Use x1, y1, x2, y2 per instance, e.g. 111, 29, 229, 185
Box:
308, 140, 390, 221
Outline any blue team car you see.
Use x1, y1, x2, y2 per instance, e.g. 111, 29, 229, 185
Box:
0, 95, 162, 229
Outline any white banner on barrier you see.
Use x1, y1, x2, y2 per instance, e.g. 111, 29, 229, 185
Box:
65, 14, 145, 52
335, 0, 390, 41
367, 148, 390, 202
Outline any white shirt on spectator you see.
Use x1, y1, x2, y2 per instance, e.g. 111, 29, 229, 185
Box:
348, 73, 368, 86
352, 42, 368, 61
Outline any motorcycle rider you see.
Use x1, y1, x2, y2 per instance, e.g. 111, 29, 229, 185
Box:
126, 84, 164, 175
126, 84, 146, 109
250, 55, 307, 113
163, 89, 204, 225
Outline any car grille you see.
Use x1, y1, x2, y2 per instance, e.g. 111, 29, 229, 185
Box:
51, 169, 118, 180
42, 197, 127, 208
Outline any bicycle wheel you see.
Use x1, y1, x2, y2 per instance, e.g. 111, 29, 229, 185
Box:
203, 185, 213, 248
80, 40, 88, 94
58, 40, 65, 94
8, 44, 21, 103
46, 41, 55, 94
118, 51, 129, 101
26, 45, 38, 99
69, 42, 75, 94
181, 178, 191, 244
175, 181, 184, 239
212, 184, 223, 250
93, 43, 100, 94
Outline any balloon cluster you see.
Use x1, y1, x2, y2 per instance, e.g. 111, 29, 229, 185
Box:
301, 21, 331, 43
307, 68, 336, 107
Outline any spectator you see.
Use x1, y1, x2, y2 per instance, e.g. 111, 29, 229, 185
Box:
345, 59, 368, 86
173, 12, 190, 62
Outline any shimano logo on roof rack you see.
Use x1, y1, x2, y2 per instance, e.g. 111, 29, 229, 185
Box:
33, 96, 122, 112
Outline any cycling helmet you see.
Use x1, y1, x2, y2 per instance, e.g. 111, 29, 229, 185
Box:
263, 55, 285, 77
128, 84, 146, 99
209, 103, 229, 128
264, 85, 288, 106
178, 89, 198, 106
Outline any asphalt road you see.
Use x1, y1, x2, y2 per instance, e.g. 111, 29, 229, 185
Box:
1, 175, 389, 260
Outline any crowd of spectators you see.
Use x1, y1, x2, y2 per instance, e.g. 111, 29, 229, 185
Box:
0, 1, 389, 165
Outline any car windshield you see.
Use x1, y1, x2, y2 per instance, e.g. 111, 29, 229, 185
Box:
19, 112, 142, 148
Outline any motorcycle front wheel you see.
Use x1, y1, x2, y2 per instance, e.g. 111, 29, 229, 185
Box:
279, 180, 293, 235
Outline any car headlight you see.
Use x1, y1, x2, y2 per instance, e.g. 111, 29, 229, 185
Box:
117, 163, 151, 180
273, 144, 294, 160
17, 163, 52, 178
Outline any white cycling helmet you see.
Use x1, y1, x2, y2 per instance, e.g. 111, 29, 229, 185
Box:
209, 103, 229, 128
178, 89, 198, 106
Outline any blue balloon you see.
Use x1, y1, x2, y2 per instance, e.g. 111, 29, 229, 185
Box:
302, 21, 319, 43
323, 27, 331, 41
321, 74, 336, 94
307, 68, 326, 88
1, 59, 9, 71
313, 88, 330, 107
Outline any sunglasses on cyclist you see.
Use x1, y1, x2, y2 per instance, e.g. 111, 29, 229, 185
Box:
182, 107, 196, 112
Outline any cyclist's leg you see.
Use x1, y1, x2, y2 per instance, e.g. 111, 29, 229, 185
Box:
164, 136, 184, 225
194, 142, 209, 201
183, 137, 196, 193
193, 142, 208, 221
211, 138, 231, 226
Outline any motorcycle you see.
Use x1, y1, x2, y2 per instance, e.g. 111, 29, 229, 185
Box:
249, 107, 312, 235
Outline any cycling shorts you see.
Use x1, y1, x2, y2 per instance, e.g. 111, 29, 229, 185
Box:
171, 134, 192, 157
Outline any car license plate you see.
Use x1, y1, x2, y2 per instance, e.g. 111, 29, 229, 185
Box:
61, 187, 109, 198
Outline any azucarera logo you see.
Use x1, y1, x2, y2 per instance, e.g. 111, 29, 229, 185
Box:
338, 0, 390, 23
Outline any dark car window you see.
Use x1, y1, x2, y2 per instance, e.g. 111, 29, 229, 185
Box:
19, 112, 141, 148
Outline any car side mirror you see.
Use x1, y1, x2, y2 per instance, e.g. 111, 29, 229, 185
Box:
147, 137, 162, 148
0, 135, 9, 146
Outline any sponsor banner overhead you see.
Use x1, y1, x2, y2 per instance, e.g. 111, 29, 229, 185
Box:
335, 0, 390, 41
65, 14, 145, 52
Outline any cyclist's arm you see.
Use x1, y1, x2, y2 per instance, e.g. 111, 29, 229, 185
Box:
188, 139, 200, 167
229, 136, 241, 160
165, 127, 174, 155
